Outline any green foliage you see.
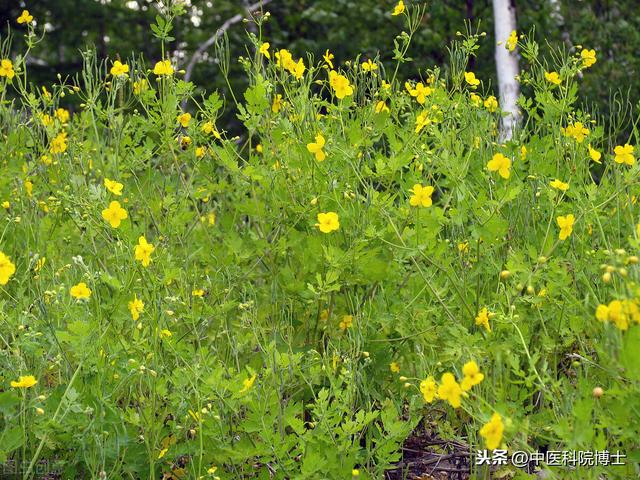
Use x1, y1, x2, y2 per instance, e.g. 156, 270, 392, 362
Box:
0, 4, 639, 480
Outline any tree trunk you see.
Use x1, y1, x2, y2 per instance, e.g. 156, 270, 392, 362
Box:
492, 0, 520, 141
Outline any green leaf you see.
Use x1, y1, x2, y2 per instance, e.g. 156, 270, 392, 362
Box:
0, 391, 20, 415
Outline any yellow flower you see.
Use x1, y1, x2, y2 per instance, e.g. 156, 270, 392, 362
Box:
153, 59, 174, 76
316, 212, 340, 233
160, 329, 172, 339
104, 178, 123, 196
70, 282, 91, 299
556, 214, 575, 240
480, 413, 504, 450
392, 0, 405, 16
102, 201, 128, 228
323, 50, 334, 69
0, 59, 15, 79
275, 49, 295, 70
506, 30, 518, 52
50, 132, 68, 154
458, 242, 469, 254
195, 146, 206, 158
17, 10, 33, 24
259, 42, 270, 59
581, 48, 596, 68
55, 108, 70, 123
1, 201, 9, 209
464, 71, 480, 87
352, 469, 360, 477
275, 49, 305, 79
25, 180, 33, 198
375, 100, 389, 113
588, 144, 602, 163
329, 70, 353, 99
460, 361, 484, 391
180, 135, 192, 148
544, 71, 561, 85
177, 112, 191, 128
470, 93, 482, 107
475, 307, 491, 332
292, 58, 305, 80
205, 212, 216, 226
390, 362, 400, 373
339, 314, 353, 331
135, 236, 155, 267
0, 252, 16, 285
128, 294, 144, 321
270, 94, 283, 113
487, 153, 511, 179
240, 373, 257, 393
34, 257, 46, 273
110, 60, 129, 77
419, 376, 437, 403
595, 299, 640, 330
409, 184, 434, 208
415, 112, 431, 133
614, 144, 635, 166
133, 78, 148, 94
520, 145, 527, 160
192, 289, 205, 297
39, 113, 53, 127
10, 375, 37, 388
550, 179, 569, 191
437, 372, 462, 408
361, 59, 378, 73
484, 95, 498, 112
201, 121, 222, 139
307, 133, 326, 161
595, 304, 609, 322
562, 122, 590, 143
405, 82, 431, 104
607, 300, 629, 330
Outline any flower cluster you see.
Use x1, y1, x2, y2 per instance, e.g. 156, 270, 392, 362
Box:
275, 49, 305, 80
420, 361, 484, 408
596, 299, 640, 331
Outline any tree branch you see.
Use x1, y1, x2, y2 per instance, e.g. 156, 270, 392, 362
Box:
182, 0, 272, 85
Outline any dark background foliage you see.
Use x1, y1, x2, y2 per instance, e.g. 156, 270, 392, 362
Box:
1, 0, 638, 129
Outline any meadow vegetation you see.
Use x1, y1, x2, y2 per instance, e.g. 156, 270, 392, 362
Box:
0, 2, 639, 479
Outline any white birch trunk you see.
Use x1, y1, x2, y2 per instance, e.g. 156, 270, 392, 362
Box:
492, 0, 520, 141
